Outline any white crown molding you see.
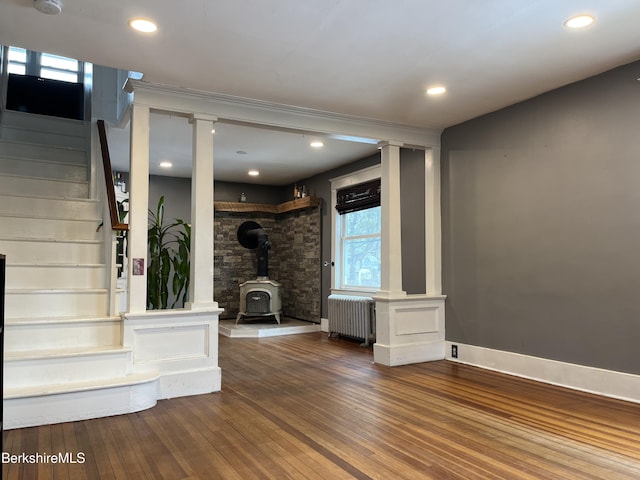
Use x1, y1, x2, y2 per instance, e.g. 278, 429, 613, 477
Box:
124, 79, 442, 148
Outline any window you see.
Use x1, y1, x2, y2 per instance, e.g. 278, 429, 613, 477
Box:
7, 46, 27, 75
332, 166, 381, 292
339, 206, 381, 289
40, 52, 79, 82
7, 46, 81, 83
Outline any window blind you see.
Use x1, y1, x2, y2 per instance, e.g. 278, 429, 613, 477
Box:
335, 178, 381, 214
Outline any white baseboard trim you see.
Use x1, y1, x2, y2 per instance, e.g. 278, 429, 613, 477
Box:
445, 341, 640, 404
158, 367, 221, 400
320, 317, 329, 332
374, 340, 445, 367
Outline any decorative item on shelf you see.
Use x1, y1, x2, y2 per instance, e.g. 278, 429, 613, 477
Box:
239, 192, 247, 202
301, 184, 307, 197
113, 171, 125, 192
293, 183, 299, 199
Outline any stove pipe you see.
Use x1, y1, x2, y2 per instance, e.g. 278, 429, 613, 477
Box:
237, 221, 271, 279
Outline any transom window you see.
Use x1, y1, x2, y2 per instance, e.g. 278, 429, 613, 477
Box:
8, 46, 81, 83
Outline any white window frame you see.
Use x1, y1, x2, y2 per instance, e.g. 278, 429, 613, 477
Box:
330, 164, 381, 295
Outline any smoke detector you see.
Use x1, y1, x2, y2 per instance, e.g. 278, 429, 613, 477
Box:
34, 0, 62, 15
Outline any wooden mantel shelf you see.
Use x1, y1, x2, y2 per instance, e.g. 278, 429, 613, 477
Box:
214, 196, 319, 214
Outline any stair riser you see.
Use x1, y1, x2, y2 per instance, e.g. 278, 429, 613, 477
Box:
5, 319, 122, 352
3, 378, 158, 429
0, 175, 88, 198
1, 111, 86, 138
7, 265, 107, 289
0, 140, 86, 164
0, 195, 100, 219
0, 239, 103, 264
5, 351, 132, 388
6, 291, 108, 318
0, 126, 86, 150
0, 156, 87, 182
0, 216, 100, 241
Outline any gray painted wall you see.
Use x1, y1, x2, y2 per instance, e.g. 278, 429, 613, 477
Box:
441, 60, 640, 375
400, 148, 426, 295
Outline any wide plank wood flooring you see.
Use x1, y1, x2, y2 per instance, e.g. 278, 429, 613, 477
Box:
3, 332, 640, 479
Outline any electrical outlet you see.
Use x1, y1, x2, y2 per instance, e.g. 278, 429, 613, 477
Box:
451, 344, 458, 358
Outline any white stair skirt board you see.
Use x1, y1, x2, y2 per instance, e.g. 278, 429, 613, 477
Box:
219, 318, 321, 338
444, 341, 640, 405
3, 372, 160, 430
5, 316, 122, 351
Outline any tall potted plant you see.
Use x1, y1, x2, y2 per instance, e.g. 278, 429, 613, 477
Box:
171, 219, 191, 308
147, 196, 191, 309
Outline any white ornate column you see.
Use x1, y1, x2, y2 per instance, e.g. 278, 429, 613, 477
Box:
127, 102, 150, 314
187, 113, 219, 310
377, 140, 406, 298
425, 147, 443, 295
373, 144, 446, 367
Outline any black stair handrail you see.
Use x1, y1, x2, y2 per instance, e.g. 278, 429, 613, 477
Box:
97, 119, 128, 232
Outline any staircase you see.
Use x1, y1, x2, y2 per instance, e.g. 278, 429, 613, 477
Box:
0, 111, 158, 429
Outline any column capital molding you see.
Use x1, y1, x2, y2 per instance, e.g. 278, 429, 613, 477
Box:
189, 113, 218, 124
377, 140, 404, 149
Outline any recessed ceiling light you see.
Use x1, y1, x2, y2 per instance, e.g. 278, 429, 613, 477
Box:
211, 128, 216, 134
564, 14, 594, 29
310, 141, 324, 148
426, 85, 447, 96
248, 170, 259, 176
129, 18, 158, 33
159, 161, 172, 168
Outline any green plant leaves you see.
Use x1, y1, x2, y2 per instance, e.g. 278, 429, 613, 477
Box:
147, 196, 191, 310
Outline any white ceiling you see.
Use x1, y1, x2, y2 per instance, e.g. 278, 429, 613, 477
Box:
2, 0, 640, 184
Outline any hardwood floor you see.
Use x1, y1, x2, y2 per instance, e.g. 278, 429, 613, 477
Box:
3, 332, 640, 479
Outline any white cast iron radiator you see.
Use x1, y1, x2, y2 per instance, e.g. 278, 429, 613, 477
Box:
327, 294, 375, 346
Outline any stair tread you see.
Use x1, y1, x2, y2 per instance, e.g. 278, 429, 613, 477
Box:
7, 262, 105, 267
0, 211, 99, 221
7, 287, 108, 293
0, 171, 88, 183
4, 371, 160, 399
5, 345, 131, 360
0, 136, 85, 152
6, 315, 121, 325
0, 153, 88, 167
0, 236, 101, 244
0, 191, 96, 201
